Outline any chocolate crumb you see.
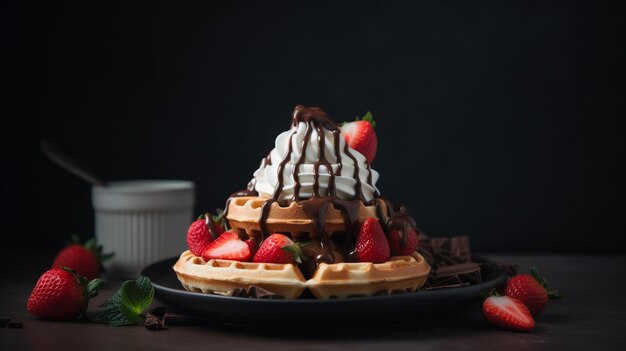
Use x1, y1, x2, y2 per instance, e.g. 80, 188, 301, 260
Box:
144, 307, 165, 331
7, 321, 22, 329
0, 317, 10, 327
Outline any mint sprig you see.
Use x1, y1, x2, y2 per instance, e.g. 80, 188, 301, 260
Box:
93, 276, 154, 326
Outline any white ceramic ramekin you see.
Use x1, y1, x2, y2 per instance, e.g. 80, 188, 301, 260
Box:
92, 180, 195, 278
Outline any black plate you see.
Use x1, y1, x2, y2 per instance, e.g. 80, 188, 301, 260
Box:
141, 256, 506, 327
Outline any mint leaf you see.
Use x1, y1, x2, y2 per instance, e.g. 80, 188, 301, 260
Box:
121, 276, 154, 315
92, 276, 154, 326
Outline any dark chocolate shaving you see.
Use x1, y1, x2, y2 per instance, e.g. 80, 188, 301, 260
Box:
229, 285, 285, 299
144, 307, 165, 331
419, 234, 484, 290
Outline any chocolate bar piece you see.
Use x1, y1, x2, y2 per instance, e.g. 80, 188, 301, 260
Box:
229, 285, 285, 299
144, 307, 165, 331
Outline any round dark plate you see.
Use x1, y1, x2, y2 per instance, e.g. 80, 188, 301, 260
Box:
141, 256, 506, 327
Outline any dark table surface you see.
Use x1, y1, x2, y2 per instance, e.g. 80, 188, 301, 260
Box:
1, 250, 625, 351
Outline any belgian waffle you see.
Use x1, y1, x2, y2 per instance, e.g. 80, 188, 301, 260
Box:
174, 250, 307, 299
173, 250, 430, 299
226, 196, 385, 239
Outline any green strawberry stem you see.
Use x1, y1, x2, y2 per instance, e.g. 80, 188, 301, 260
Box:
61, 266, 104, 320
359, 111, 376, 128
68, 234, 114, 263
197, 210, 230, 231
281, 243, 309, 264
214, 208, 230, 230
548, 289, 562, 299
530, 266, 562, 299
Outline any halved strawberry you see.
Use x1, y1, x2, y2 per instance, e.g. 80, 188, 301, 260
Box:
352, 218, 390, 263
245, 238, 258, 258
483, 295, 535, 332
252, 234, 306, 264
201, 231, 251, 261
340, 111, 378, 164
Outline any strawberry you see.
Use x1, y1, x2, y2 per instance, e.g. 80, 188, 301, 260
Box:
201, 231, 251, 261
51, 235, 113, 280
27, 267, 103, 320
352, 218, 390, 263
340, 111, 378, 164
387, 226, 419, 256
186, 211, 227, 256
252, 234, 306, 264
483, 295, 535, 332
245, 238, 258, 258
505, 267, 560, 315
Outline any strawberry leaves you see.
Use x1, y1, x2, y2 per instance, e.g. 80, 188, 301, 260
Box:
93, 276, 154, 326
281, 243, 308, 264
68, 233, 114, 263
360, 111, 376, 128
530, 267, 562, 299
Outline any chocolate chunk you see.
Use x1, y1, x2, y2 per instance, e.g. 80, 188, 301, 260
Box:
144, 315, 164, 330
7, 321, 22, 329
144, 307, 165, 331
434, 262, 482, 285
418, 234, 486, 290
0, 317, 10, 327
227, 285, 284, 299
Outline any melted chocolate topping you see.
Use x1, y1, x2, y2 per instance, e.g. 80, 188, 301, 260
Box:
376, 199, 418, 247
204, 214, 220, 240
238, 105, 390, 267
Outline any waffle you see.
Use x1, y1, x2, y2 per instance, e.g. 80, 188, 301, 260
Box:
306, 252, 430, 299
226, 196, 385, 239
173, 250, 430, 299
174, 250, 307, 299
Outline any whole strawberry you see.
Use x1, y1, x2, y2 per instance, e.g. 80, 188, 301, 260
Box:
51, 235, 113, 280
505, 267, 560, 315
387, 226, 419, 256
340, 111, 378, 164
27, 267, 103, 320
483, 294, 535, 332
186, 211, 227, 256
253, 233, 306, 264
352, 218, 390, 263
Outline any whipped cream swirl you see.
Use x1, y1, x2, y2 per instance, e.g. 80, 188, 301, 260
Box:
252, 121, 380, 202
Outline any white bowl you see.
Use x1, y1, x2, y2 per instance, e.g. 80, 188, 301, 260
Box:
92, 180, 195, 278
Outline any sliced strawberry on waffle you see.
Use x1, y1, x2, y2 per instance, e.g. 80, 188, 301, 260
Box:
202, 231, 251, 261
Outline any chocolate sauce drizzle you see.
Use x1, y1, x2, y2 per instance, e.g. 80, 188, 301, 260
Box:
256, 105, 381, 263
376, 199, 418, 247
228, 105, 390, 267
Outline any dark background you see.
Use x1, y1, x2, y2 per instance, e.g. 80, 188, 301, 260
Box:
2, 0, 624, 253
